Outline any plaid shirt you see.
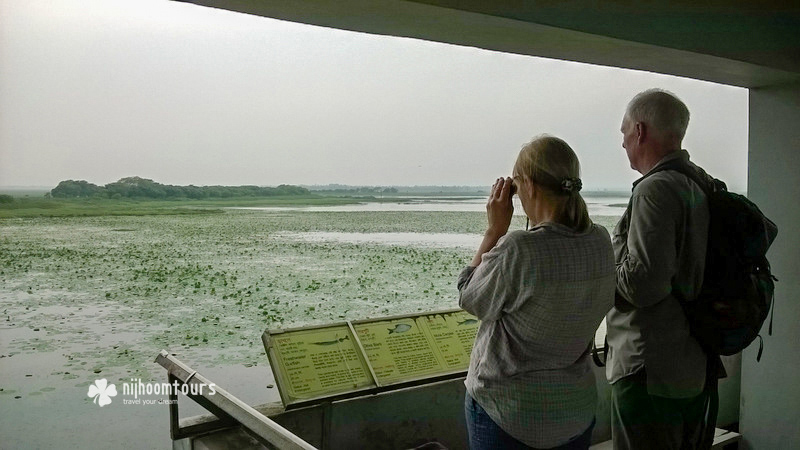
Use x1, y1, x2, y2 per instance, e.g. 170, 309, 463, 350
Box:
458, 223, 615, 448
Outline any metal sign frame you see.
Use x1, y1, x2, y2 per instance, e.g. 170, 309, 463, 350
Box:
263, 308, 477, 410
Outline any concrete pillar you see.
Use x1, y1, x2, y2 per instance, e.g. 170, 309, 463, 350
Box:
741, 82, 800, 448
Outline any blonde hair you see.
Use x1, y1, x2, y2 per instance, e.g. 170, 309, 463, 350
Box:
513, 135, 592, 233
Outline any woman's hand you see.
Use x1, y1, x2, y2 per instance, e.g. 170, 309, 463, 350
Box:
470, 177, 514, 267
486, 177, 514, 239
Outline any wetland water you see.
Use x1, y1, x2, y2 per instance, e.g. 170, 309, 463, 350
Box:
0, 197, 625, 448
232, 194, 629, 216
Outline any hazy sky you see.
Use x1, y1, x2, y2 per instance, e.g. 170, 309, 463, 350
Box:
0, 0, 749, 191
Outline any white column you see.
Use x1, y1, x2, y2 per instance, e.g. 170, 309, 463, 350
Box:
741, 82, 800, 449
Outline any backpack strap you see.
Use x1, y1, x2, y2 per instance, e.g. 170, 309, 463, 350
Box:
591, 336, 607, 367
637, 156, 723, 197
768, 282, 777, 335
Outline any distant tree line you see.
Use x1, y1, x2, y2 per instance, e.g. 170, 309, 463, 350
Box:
308, 184, 488, 195
311, 186, 399, 195
50, 177, 309, 199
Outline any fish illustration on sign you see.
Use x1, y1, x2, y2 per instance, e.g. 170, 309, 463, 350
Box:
388, 323, 412, 334
312, 335, 350, 346
457, 318, 478, 326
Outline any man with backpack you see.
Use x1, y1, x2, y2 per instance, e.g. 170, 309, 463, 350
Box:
606, 89, 720, 450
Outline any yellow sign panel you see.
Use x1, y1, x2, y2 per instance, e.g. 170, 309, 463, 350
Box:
265, 309, 479, 407
419, 310, 479, 370
269, 325, 373, 401
353, 310, 479, 385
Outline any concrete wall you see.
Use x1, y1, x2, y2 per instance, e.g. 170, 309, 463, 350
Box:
741, 82, 800, 449
265, 360, 741, 448
179, 358, 742, 449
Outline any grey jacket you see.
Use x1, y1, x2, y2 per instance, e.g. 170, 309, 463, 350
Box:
606, 149, 712, 398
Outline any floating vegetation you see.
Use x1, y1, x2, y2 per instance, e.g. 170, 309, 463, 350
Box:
0, 209, 620, 386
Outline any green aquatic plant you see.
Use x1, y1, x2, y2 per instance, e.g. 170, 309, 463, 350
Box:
1, 208, 620, 385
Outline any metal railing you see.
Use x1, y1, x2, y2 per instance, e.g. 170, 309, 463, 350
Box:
155, 350, 317, 450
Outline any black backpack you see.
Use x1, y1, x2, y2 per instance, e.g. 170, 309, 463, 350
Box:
592, 159, 778, 367
653, 160, 778, 360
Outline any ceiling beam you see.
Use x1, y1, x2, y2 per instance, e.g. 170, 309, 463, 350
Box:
176, 0, 800, 88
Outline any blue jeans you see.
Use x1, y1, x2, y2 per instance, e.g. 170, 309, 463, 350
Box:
464, 392, 595, 450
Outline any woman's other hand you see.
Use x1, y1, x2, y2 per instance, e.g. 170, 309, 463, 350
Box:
486, 177, 514, 239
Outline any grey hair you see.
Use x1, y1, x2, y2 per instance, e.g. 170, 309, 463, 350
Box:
625, 88, 690, 142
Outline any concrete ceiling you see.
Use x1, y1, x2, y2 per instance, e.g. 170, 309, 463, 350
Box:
176, 0, 800, 88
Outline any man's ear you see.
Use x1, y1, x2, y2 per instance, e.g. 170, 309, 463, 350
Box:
635, 122, 646, 145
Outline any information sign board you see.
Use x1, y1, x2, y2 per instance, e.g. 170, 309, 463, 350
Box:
265, 324, 374, 405
353, 309, 478, 385
264, 308, 479, 408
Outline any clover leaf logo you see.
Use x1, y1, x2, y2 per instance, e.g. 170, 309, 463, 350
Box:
87, 378, 117, 407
